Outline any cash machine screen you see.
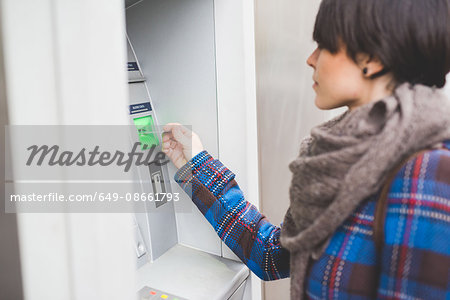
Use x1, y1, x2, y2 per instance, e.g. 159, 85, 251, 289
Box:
133, 115, 159, 150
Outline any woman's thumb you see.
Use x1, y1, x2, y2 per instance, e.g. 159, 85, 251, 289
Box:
172, 127, 191, 148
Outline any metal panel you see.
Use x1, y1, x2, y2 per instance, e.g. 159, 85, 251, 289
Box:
125, 0, 222, 256
127, 36, 180, 263
136, 244, 250, 300
213, 1, 261, 298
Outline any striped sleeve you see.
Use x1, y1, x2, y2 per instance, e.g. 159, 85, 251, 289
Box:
377, 148, 450, 299
174, 151, 290, 280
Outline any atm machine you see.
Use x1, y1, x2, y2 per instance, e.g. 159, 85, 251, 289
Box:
124, 0, 257, 299
1, 0, 258, 298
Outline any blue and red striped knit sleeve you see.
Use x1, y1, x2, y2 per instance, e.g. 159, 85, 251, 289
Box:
377, 145, 450, 299
174, 150, 290, 280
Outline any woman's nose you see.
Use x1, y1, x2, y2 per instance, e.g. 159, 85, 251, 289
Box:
307, 47, 319, 69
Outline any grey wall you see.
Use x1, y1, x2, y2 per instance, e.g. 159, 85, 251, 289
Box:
254, 2, 450, 299
254, 1, 329, 299
0, 13, 24, 299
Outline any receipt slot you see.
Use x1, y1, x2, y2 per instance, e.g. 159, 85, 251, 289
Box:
150, 170, 164, 195
131, 111, 168, 208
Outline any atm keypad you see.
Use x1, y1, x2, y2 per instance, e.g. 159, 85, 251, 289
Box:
138, 286, 187, 300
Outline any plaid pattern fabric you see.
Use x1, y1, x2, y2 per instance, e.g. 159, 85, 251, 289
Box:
174, 141, 450, 299
174, 151, 290, 280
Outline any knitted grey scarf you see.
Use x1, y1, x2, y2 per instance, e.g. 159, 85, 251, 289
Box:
280, 83, 450, 299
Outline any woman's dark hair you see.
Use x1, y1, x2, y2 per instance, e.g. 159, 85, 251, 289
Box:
313, 0, 450, 88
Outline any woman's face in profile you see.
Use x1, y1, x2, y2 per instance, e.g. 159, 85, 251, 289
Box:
307, 44, 368, 111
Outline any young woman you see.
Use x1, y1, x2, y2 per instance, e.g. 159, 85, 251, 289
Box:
162, 0, 450, 299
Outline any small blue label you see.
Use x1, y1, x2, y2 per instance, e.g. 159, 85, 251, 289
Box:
128, 62, 139, 71
129, 102, 152, 115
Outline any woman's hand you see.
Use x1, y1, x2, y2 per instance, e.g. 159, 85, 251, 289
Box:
162, 123, 204, 169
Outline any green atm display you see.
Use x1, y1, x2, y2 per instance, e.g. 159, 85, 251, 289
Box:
133, 115, 159, 149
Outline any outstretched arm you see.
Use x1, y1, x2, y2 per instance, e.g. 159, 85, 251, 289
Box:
174, 150, 290, 281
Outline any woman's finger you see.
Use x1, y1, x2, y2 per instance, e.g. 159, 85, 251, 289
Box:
172, 127, 191, 146
163, 123, 182, 132
163, 123, 190, 136
162, 131, 173, 142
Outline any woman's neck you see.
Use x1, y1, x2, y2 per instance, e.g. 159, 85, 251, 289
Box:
348, 76, 396, 111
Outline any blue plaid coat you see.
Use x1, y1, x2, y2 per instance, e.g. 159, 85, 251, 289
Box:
174, 140, 450, 299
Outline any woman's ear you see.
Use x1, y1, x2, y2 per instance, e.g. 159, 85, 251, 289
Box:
357, 53, 385, 77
